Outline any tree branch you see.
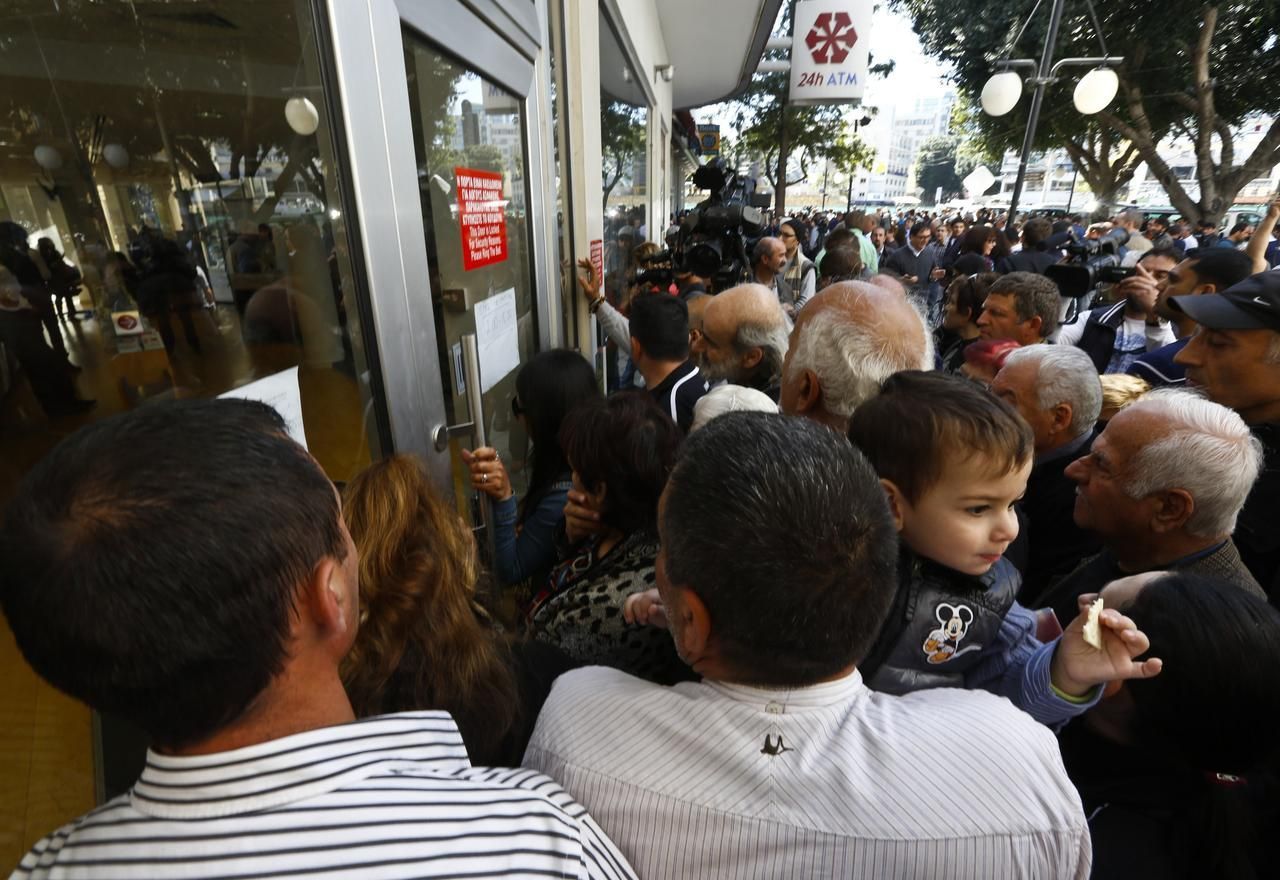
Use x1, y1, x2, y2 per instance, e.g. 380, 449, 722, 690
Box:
1219, 117, 1280, 196
1101, 110, 1199, 219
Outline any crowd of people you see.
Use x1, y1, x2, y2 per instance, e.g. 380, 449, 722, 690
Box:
4, 194, 1280, 879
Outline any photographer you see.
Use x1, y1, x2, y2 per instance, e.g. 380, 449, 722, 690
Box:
1055, 246, 1179, 374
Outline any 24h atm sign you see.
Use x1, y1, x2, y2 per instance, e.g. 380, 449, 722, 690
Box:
788, 0, 873, 105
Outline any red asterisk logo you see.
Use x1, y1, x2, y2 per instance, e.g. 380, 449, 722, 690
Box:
805, 11, 858, 64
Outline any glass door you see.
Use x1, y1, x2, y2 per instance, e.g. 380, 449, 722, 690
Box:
400, 31, 539, 522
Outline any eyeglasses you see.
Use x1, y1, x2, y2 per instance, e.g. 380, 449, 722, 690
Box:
511, 397, 524, 418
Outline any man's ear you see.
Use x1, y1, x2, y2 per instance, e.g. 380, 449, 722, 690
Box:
1025, 315, 1044, 339
671, 586, 712, 666
1151, 488, 1195, 533
740, 346, 764, 371
794, 368, 821, 414
630, 336, 642, 364
301, 556, 350, 640
1050, 402, 1074, 435
880, 478, 908, 532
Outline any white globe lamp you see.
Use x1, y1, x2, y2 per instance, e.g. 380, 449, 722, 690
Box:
1073, 67, 1119, 115
981, 71, 1024, 116
284, 96, 320, 136
33, 145, 63, 171
103, 143, 130, 169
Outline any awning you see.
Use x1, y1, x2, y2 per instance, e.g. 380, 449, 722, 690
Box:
657, 0, 786, 110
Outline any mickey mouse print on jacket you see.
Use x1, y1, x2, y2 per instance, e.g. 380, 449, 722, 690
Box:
861, 551, 1019, 696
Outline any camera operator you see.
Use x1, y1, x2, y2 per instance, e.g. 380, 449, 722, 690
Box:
1054, 247, 1179, 374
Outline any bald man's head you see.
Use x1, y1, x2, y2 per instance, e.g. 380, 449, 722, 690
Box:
693, 284, 790, 391
780, 281, 934, 429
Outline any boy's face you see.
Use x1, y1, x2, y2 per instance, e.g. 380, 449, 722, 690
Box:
894, 454, 1032, 577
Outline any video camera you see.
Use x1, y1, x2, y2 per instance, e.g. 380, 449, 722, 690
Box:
1045, 227, 1132, 298
632, 158, 764, 291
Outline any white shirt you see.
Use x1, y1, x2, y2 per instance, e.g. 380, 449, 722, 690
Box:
525, 667, 1091, 880
1056, 303, 1175, 372
16, 712, 635, 879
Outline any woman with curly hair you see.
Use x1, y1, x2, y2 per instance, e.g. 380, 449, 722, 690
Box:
341, 454, 574, 766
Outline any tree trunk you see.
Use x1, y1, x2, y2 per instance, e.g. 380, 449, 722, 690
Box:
1062, 134, 1141, 209
1097, 6, 1280, 226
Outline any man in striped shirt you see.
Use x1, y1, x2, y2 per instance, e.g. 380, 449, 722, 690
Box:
525, 413, 1091, 879
2, 399, 634, 880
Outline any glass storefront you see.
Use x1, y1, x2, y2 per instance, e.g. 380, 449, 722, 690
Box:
0, 0, 384, 864
0, 1, 385, 498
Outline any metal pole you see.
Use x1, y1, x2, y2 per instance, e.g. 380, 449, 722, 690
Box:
1065, 162, 1079, 213
461, 333, 497, 570
1006, 0, 1067, 225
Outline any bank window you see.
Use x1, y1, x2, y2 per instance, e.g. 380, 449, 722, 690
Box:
0, 1, 385, 498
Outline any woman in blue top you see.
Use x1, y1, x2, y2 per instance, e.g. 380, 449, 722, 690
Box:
463, 349, 600, 591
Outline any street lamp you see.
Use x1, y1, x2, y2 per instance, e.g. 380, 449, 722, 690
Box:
981, 0, 1122, 223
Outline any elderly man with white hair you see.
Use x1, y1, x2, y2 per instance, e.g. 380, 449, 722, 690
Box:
691, 283, 790, 400
992, 346, 1105, 603
778, 280, 933, 431
1040, 388, 1267, 625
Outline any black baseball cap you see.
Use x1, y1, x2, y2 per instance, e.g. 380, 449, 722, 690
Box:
1169, 271, 1280, 331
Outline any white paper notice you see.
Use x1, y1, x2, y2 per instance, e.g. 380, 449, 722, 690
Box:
219, 366, 309, 450
474, 288, 519, 393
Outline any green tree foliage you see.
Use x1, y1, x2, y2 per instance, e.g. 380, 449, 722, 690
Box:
915, 135, 962, 203
601, 101, 645, 207
733, 70, 874, 198
895, 0, 1280, 221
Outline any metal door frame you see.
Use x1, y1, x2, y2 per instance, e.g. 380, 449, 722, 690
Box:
324, 0, 560, 492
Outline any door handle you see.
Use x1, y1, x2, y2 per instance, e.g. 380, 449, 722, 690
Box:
460, 333, 497, 569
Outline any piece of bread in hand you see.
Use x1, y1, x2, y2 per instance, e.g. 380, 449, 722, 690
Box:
1082, 597, 1105, 650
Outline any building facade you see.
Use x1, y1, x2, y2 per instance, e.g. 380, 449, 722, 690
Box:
0, 0, 780, 864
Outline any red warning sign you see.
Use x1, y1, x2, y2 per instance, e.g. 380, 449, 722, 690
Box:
590, 239, 603, 287
455, 167, 508, 271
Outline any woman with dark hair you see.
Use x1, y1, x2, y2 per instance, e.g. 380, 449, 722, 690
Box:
990, 226, 1014, 265
937, 272, 999, 372
527, 390, 688, 683
950, 225, 999, 276
1059, 571, 1280, 880
464, 349, 601, 591
341, 455, 574, 766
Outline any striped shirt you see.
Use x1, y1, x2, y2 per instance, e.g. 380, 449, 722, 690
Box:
525, 667, 1091, 879
14, 712, 635, 880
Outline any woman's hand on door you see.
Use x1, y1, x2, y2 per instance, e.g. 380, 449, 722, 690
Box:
461, 447, 512, 501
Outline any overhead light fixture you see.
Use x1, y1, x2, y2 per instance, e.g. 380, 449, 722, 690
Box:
103, 143, 130, 169
1072, 67, 1119, 115
981, 71, 1023, 117
655, 64, 675, 82
33, 144, 63, 171
284, 96, 320, 136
